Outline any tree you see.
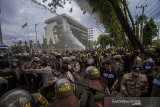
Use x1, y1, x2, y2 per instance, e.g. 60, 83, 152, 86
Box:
97, 34, 115, 48
29, 40, 33, 49
42, 36, 47, 49
152, 40, 160, 47
143, 18, 158, 47
24, 40, 27, 47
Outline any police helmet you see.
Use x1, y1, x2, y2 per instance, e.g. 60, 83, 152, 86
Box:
0, 89, 32, 107
0, 60, 9, 69
55, 79, 73, 98
32, 57, 40, 63
62, 57, 72, 64
0, 54, 5, 60
85, 66, 100, 79
70, 56, 76, 62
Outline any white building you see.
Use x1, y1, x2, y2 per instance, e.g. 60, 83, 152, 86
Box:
44, 13, 88, 50
88, 28, 102, 41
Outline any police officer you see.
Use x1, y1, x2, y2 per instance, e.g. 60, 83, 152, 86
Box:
142, 52, 154, 96
25, 59, 55, 87
0, 77, 8, 97
0, 89, 48, 107
151, 66, 160, 97
0, 59, 17, 90
79, 66, 108, 107
121, 66, 149, 97
47, 79, 80, 107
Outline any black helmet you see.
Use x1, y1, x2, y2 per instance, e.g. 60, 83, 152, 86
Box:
0, 54, 5, 60
70, 56, 76, 62
85, 66, 100, 79
62, 57, 72, 64
0, 60, 9, 69
0, 77, 8, 96
0, 89, 32, 107
55, 79, 73, 98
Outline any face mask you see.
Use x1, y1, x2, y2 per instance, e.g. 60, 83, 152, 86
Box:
132, 71, 140, 77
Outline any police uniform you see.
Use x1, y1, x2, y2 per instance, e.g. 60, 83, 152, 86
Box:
121, 73, 149, 97
0, 68, 17, 90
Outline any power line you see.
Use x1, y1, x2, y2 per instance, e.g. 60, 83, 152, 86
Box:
145, 0, 159, 14
147, 3, 160, 17
136, 0, 143, 7
141, 0, 148, 6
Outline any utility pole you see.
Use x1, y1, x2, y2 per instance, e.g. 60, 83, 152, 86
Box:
0, 8, 3, 45
35, 24, 38, 43
158, 25, 160, 40
136, 5, 147, 44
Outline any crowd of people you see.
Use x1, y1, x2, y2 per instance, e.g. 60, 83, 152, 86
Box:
0, 48, 160, 107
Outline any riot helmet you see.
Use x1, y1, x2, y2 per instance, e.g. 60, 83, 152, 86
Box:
55, 79, 73, 98
0, 89, 32, 107
85, 66, 100, 79
62, 57, 72, 64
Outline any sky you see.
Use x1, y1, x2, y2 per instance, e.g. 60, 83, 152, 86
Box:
0, 0, 160, 45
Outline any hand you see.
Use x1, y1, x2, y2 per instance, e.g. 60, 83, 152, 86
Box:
123, 90, 128, 97
68, 65, 72, 70
111, 85, 115, 91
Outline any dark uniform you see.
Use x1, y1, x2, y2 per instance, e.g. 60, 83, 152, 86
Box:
0, 77, 8, 97
0, 60, 17, 90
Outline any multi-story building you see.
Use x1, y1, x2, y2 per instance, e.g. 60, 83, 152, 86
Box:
88, 27, 102, 41
44, 13, 88, 50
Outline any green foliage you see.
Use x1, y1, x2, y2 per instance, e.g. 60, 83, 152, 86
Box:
152, 40, 160, 47
97, 34, 114, 48
37, 40, 41, 48
137, 15, 147, 23
42, 36, 48, 49
143, 18, 158, 47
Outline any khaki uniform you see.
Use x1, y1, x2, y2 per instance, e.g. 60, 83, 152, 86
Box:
121, 73, 149, 97
25, 66, 54, 87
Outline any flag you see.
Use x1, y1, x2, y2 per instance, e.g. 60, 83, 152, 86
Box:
22, 22, 27, 29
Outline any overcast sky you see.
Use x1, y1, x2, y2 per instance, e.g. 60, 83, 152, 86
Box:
0, 0, 160, 45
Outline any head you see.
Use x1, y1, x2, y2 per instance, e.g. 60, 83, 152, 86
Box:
85, 66, 100, 79
131, 66, 142, 77
32, 57, 40, 65
55, 79, 73, 98
0, 89, 32, 107
0, 60, 9, 69
105, 61, 112, 71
